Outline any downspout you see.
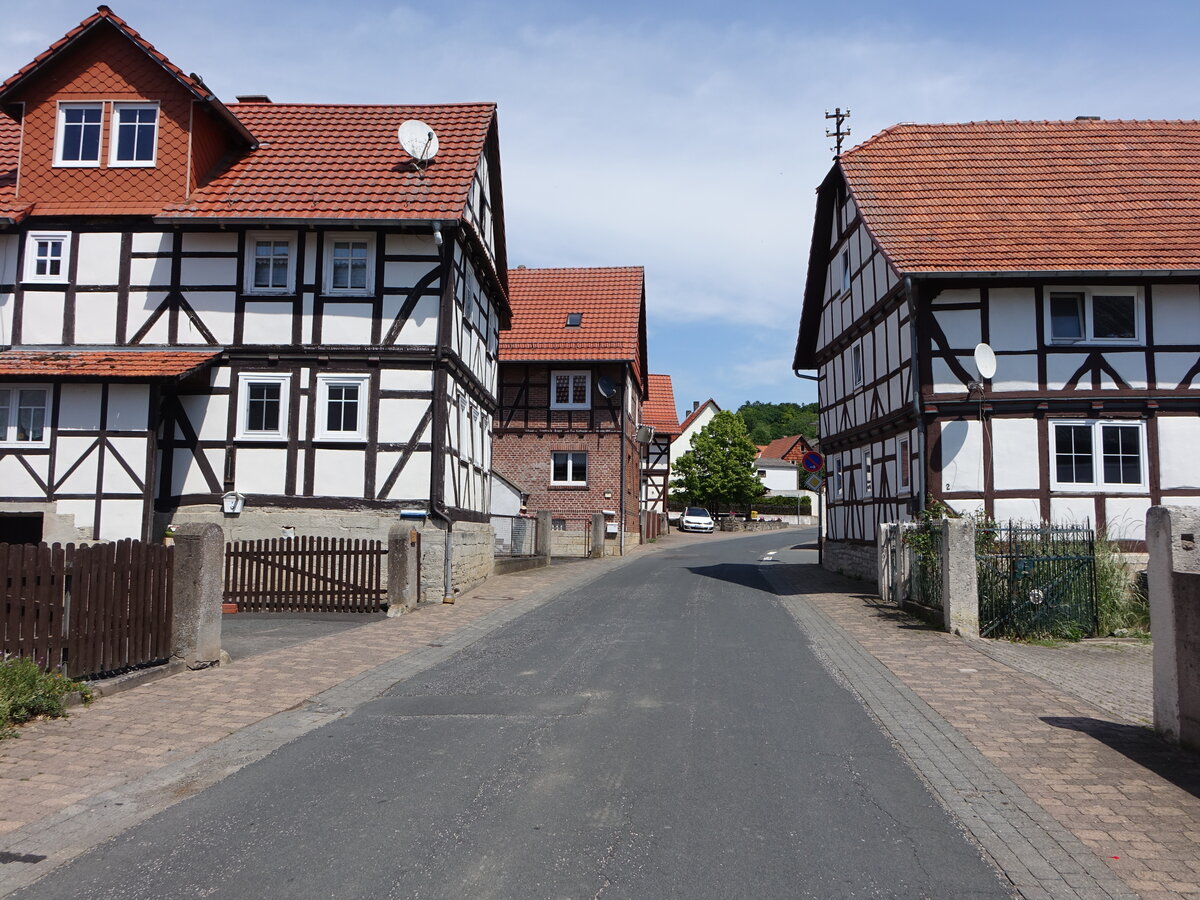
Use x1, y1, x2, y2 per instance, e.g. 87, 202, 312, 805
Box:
619, 363, 628, 555
430, 222, 455, 603
903, 275, 926, 515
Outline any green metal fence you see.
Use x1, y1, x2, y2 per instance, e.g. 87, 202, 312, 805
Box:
976, 523, 1097, 639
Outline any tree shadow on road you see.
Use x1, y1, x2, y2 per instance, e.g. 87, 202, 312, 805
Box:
1042, 717, 1200, 800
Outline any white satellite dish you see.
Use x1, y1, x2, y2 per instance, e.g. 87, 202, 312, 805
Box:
398, 119, 439, 163
974, 342, 997, 380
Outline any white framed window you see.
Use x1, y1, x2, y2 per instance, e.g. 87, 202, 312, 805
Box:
109, 103, 159, 167
864, 450, 873, 497
236, 373, 290, 441
551, 451, 587, 485
840, 250, 851, 294
1050, 420, 1147, 492
550, 370, 590, 410
315, 373, 369, 441
244, 232, 297, 294
832, 458, 843, 498
0, 385, 51, 447
24, 232, 71, 283
898, 438, 911, 492
323, 233, 375, 295
54, 102, 102, 166
851, 343, 864, 388
1048, 289, 1141, 344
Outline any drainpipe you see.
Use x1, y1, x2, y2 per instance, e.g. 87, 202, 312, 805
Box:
903, 275, 926, 515
430, 221, 455, 602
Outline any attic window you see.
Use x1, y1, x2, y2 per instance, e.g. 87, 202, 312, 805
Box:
565, 313, 583, 327
55, 103, 102, 167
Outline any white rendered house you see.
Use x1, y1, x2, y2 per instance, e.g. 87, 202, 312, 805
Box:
0, 9, 509, 595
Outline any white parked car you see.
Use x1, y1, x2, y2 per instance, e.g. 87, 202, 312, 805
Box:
679, 507, 714, 533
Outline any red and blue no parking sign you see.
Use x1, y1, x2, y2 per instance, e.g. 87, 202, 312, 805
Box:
801, 450, 824, 473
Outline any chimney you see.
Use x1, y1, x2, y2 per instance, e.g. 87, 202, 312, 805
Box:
692, 401, 699, 412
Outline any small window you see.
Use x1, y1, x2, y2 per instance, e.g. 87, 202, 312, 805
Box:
1092, 295, 1136, 340
840, 250, 851, 294
898, 438, 911, 491
245, 232, 297, 294
324, 233, 375, 294
551, 517, 567, 531
851, 344, 864, 388
0, 385, 51, 447
55, 103, 102, 166
236, 374, 290, 440
864, 450, 873, 497
551, 451, 587, 484
1050, 420, 1146, 491
565, 312, 583, 327
832, 458, 843, 498
316, 374, 369, 441
550, 371, 590, 410
109, 103, 158, 167
1049, 292, 1084, 341
24, 232, 70, 283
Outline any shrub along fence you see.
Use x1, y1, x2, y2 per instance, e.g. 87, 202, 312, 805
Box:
1, 539, 174, 679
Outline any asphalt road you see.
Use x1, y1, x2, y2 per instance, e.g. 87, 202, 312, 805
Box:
17, 529, 1010, 899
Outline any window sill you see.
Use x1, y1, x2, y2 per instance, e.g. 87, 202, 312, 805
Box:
313, 436, 369, 444
320, 291, 375, 300
549, 406, 591, 412
53, 161, 100, 169
108, 160, 156, 168
244, 289, 297, 298
234, 434, 288, 443
549, 483, 589, 490
1050, 486, 1148, 494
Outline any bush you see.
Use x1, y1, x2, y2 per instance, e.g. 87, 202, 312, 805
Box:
0, 656, 91, 740
1094, 530, 1150, 637
798, 496, 812, 515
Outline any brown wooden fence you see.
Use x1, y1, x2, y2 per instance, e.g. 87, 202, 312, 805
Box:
1, 539, 174, 679
224, 536, 386, 612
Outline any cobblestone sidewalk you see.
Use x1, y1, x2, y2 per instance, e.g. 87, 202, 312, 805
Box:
768, 558, 1200, 900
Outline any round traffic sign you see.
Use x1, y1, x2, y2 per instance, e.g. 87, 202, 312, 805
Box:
801, 450, 824, 473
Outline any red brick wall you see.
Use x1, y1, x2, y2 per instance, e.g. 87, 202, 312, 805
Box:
10, 25, 227, 213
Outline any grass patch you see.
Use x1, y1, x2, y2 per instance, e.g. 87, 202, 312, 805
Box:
1094, 530, 1151, 638
1, 655, 92, 740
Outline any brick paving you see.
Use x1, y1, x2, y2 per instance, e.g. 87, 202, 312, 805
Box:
768, 559, 1200, 900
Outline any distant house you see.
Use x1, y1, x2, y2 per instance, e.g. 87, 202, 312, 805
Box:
0, 8, 508, 601
641, 374, 681, 520
493, 267, 648, 555
755, 435, 813, 496
794, 119, 1200, 580
670, 398, 720, 468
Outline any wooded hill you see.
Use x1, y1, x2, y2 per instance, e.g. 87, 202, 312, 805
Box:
735, 401, 818, 444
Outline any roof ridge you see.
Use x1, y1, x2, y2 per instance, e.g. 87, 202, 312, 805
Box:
228, 101, 497, 109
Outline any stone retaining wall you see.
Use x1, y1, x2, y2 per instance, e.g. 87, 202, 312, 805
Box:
823, 540, 878, 585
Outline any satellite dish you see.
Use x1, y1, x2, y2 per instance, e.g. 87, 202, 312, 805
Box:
974, 342, 997, 380
398, 119, 439, 163
635, 425, 655, 444
596, 376, 617, 399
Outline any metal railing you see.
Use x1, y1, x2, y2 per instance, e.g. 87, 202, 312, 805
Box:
491, 515, 539, 558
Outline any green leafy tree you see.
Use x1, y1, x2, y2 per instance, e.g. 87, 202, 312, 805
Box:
736, 401, 819, 444
670, 410, 765, 512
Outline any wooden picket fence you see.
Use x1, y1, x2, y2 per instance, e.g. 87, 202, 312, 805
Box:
1, 539, 174, 679
224, 536, 386, 612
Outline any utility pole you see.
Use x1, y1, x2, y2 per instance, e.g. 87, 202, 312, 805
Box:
825, 107, 851, 157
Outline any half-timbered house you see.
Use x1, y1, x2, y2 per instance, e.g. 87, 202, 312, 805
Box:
0, 8, 509, 596
640, 373, 680, 523
794, 119, 1200, 580
493, 267, 647, 555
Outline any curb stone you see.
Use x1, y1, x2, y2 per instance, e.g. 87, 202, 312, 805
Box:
762, 564, 1137, 900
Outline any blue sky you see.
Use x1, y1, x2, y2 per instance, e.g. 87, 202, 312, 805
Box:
4, 2, 1199, 421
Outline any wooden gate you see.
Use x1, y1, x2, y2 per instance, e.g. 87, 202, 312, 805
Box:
2, 540, 174, 679
224, 536, 386, 612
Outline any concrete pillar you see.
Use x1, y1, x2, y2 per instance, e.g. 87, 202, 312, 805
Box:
171, 523, 224, 669
877, 524, 893, 604
536, 511, 552, 559
590, 513, 605, 559
387, 523, 421, 615
941, 517, 979, 637
1147, 505, 1200, 746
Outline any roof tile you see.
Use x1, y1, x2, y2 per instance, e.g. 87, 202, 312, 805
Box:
840, 120, 1200, 272
0, 350, 220, 379
642, 374, 680, 434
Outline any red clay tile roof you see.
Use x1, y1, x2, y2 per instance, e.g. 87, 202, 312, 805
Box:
642, 374, 680, 434
758, 435, 810, 462
501, 267, 646, 380
0, 350, 220, 379
0, 7, 254, 147
160, 102, 495, 222
840, 120, 1200, 273
677, 399, 719, 435
0, 115, 21, 221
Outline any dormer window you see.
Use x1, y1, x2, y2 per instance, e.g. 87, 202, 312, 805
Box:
55, 103, 102, 166
109, 103, 158, 167
565, 313, 582, 327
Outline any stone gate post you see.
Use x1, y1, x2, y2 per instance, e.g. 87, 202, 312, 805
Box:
171, 523, 224, 668
941, 517, 979, 637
